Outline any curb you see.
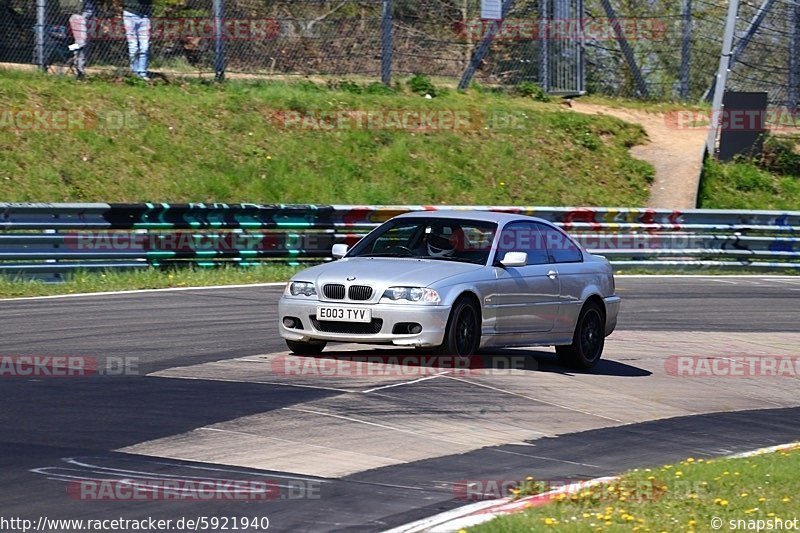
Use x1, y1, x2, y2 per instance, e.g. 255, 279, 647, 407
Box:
385, 442, 800, 533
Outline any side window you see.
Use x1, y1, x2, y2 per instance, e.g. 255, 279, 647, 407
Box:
536, 223, 583, 263
496, 223, 549, 265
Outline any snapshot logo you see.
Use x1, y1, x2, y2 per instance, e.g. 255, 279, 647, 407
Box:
453, 18, 667, 42
67, 479, 321, 500
665, 355, 800, 378
0, 109, 138, 131
271, 354, 534, 377
0, 356, 139, 377
665, 108, 800, 131
453, 478, 673, 502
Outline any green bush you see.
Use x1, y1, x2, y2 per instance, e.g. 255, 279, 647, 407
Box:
515, 81, 551, 102
407, 74, 438, 97
759, 135, 800, 176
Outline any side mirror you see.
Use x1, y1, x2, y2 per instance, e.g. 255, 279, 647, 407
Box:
332, 244, 349, 258
500, 251, 527, 268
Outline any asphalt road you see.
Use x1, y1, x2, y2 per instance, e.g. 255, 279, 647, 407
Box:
0, 276, 798, 532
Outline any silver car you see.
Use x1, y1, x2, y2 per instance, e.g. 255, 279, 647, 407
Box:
278, 211, 620, 369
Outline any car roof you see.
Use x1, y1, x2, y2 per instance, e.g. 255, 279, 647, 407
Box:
392, 209, 552, 226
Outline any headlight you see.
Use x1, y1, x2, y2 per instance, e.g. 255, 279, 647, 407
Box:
287, 281, 317, 297
383, 286, 440, 303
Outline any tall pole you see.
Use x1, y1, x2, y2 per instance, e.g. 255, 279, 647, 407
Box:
213, 0, 225, 81
36, 0, 46, 70
457, 0, 516, 90
381, 0, 393, 85
706, 0, 740, 156
789, 1, 800, 108
680, 0, 692, 100
539, 0, 550, 92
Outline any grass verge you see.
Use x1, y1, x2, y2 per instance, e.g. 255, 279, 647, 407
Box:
470, 445, 800, 532
0, 264, 302, 298
0, 69, 652, 206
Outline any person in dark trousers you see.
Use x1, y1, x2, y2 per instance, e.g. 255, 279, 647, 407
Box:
122, 0, 152, 79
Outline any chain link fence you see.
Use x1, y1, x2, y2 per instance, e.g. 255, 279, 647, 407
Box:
1, 0, 799, 105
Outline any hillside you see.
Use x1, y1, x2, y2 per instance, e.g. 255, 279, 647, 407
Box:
0, 70, 654, 206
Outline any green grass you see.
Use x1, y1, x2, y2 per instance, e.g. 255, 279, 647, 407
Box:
471, 445, 800, 532
0, 264, 302, 298
699, 159, 800, 210
0, 69, 653, 206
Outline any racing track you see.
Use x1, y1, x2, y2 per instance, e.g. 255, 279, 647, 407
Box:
1, 276, 799, 532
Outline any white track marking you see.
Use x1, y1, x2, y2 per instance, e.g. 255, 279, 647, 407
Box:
280, 406, 547, 444
148, 374, 354, 393
362, 372, 450, 393
441, 375, 627, 423
488, 448, 602, 468
4, 275, 798, 302
0, 282, 286, 302
709, 279, 738, 284
196, 427, 402, 462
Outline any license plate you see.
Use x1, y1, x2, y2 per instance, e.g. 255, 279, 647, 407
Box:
316, 306, 372, 323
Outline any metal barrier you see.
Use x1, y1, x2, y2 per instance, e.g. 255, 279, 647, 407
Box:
1, 203, 799, 280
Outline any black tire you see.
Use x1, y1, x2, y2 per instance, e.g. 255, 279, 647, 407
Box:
439, 297, 481, 356
556, 301, 605, 370
286, 339, 327, 355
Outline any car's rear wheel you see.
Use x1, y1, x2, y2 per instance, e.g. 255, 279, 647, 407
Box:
556, 301, 605, 370
286, 339, 327, 355
439, 298, 481, 356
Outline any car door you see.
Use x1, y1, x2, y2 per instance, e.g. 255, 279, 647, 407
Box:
492, 222, 560, 333
536, 223, 586, 331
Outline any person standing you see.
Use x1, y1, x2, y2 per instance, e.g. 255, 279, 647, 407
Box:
68, 0, 97, 79
122, 0, 152, 79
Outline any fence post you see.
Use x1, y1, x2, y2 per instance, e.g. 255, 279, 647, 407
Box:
213, 0, 225, 81
680, 0, 692, 100
789, 1, 800, 108
35, 0, 46, 70
598, 0, 648, 98
704, 0, 776, 101
381, 0, 393, 85
706, 0, 740, 156
539, 0, 550, 92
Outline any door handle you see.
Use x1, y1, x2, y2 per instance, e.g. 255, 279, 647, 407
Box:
547, 270, 558, 280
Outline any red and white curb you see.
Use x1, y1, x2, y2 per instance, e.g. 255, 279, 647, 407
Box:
384, 442, 800, 533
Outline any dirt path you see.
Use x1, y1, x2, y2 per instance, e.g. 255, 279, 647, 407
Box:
570, 102, 707, 210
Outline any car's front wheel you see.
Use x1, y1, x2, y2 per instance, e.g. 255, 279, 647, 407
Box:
556, 301, 605, 370
286, 339, 327, 355
439, 297, 481, 356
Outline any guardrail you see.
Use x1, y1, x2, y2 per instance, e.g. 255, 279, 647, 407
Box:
1, 203, 799, 280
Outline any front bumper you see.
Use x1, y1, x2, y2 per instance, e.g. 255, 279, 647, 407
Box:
603, 294, 621, 336
278, 297, 452, 347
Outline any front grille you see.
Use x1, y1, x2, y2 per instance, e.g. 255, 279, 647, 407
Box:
348, 285, 373, 301
311, 316, 383, 334
323, 284, 345, 299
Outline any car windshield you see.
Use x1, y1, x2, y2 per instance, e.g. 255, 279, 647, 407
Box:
347, 218, 498, 265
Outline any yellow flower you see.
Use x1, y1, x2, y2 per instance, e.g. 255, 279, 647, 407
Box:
782, 497, 791, 503
686, 458, 695, 463
759, 497, 766, 502
544, 517, 558, 525
688, 520, 696, 526
741, 492, 749, 497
